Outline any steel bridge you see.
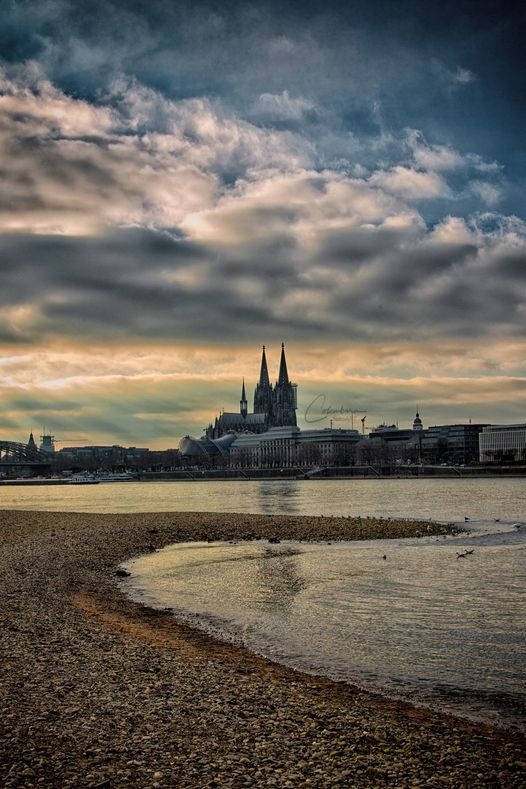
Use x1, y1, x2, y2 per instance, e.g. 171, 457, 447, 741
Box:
0, 441, 53, 468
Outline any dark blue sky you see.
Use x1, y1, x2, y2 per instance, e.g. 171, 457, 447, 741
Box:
3, 0, 524, 224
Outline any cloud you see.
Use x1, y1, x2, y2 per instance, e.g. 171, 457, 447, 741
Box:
368, 166, 451, 200
0, 2, 524, 445
2, 341, 526, 446
0, 64, 524, 353
183, 169, 423, 247
470, 180, 501, 207
406, 131, 464, 172
250, 90, 318, 126
451, 66, 475, 85
432, 60, 476, 92
1, 200, 525, 350
0, 68, 319, 236
0, 76, 215, 235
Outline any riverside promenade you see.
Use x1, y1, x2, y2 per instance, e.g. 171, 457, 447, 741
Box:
1, 510, 524, 788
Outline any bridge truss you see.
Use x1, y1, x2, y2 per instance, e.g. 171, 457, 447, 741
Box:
0, 441, 53, 467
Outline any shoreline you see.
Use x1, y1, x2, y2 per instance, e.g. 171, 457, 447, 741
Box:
1, 509, 524, 788
3, 464, 526, 486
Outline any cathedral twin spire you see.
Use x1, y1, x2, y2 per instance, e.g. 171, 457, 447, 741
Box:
253, 343, 296, 426
209, 344, 297, 439
258, 345, 271, 388
257, 343, 289, 388
277, 342, 290, 386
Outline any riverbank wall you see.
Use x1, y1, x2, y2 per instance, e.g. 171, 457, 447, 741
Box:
139, 464, 526, 481
3, 463, 526, 484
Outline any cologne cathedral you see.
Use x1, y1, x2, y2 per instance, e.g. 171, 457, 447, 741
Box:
205, 344, 297, 439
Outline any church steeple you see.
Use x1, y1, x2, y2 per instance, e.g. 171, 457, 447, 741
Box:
240, 378, 248, 418
254, 345, 273, 415
273, 343, 297, 427
258, 345, 270, 388
277, 342, 290, 385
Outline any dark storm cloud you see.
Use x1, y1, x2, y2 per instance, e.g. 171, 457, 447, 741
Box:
316, 227, 414, 265
2, 1, 523, 185
1, 218, 525, 345
0, 0, 524, 348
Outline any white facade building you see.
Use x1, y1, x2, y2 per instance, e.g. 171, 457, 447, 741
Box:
229, 426, 361, 469
479, 424, 526, 462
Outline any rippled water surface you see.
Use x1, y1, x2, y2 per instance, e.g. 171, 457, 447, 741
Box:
3, 476, 526, 521
125, 522, 526, 732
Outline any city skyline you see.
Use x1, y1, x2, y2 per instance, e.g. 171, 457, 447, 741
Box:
5, 343, 522, 451
1, 1, 525, 449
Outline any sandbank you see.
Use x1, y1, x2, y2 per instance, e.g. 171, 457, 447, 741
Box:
1, 509, 524, 788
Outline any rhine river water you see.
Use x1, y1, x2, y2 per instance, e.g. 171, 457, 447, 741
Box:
3, 477, 525, 732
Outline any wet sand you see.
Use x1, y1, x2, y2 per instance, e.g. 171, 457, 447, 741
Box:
1, 509, 524, 788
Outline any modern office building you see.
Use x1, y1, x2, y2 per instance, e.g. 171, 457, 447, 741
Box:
420, 423, 488, 464
229, 426, 361, 469
479, 424, 526, 462
361, 422, 422, 466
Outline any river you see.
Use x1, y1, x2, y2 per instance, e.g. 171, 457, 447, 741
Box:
2, 476, 526, 521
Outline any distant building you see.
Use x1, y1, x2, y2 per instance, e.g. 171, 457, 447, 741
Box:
229, 426, 361, 469
179, 433, 237, 460
420, 423, 488, 464
412, 410, 423, 431
205, 344, 297, 438
181, 386, 427, 469
179, 365, 499, 471
360, 421, 422, 466
56, 444, 151, 470
39, 433, 56, 455
479, 424, 526, 463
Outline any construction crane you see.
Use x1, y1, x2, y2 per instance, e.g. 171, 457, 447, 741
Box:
349, 410, 367, 431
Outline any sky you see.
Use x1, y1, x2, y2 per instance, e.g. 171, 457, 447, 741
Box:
0, 0, 525, 449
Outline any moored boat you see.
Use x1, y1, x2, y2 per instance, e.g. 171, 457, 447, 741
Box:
69, 473, 99, 485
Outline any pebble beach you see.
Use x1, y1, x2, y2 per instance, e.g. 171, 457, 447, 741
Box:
1, 509, 525, 788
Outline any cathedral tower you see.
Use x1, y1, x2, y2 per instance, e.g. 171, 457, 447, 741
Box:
253, 345, 273, 416
272, 343, 297, 427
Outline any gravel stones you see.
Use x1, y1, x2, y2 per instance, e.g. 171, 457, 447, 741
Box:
0, 509, 524, 788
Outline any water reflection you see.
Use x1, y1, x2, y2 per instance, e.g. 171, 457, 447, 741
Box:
256, 481, 301, 513
251, 548, 305, 613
